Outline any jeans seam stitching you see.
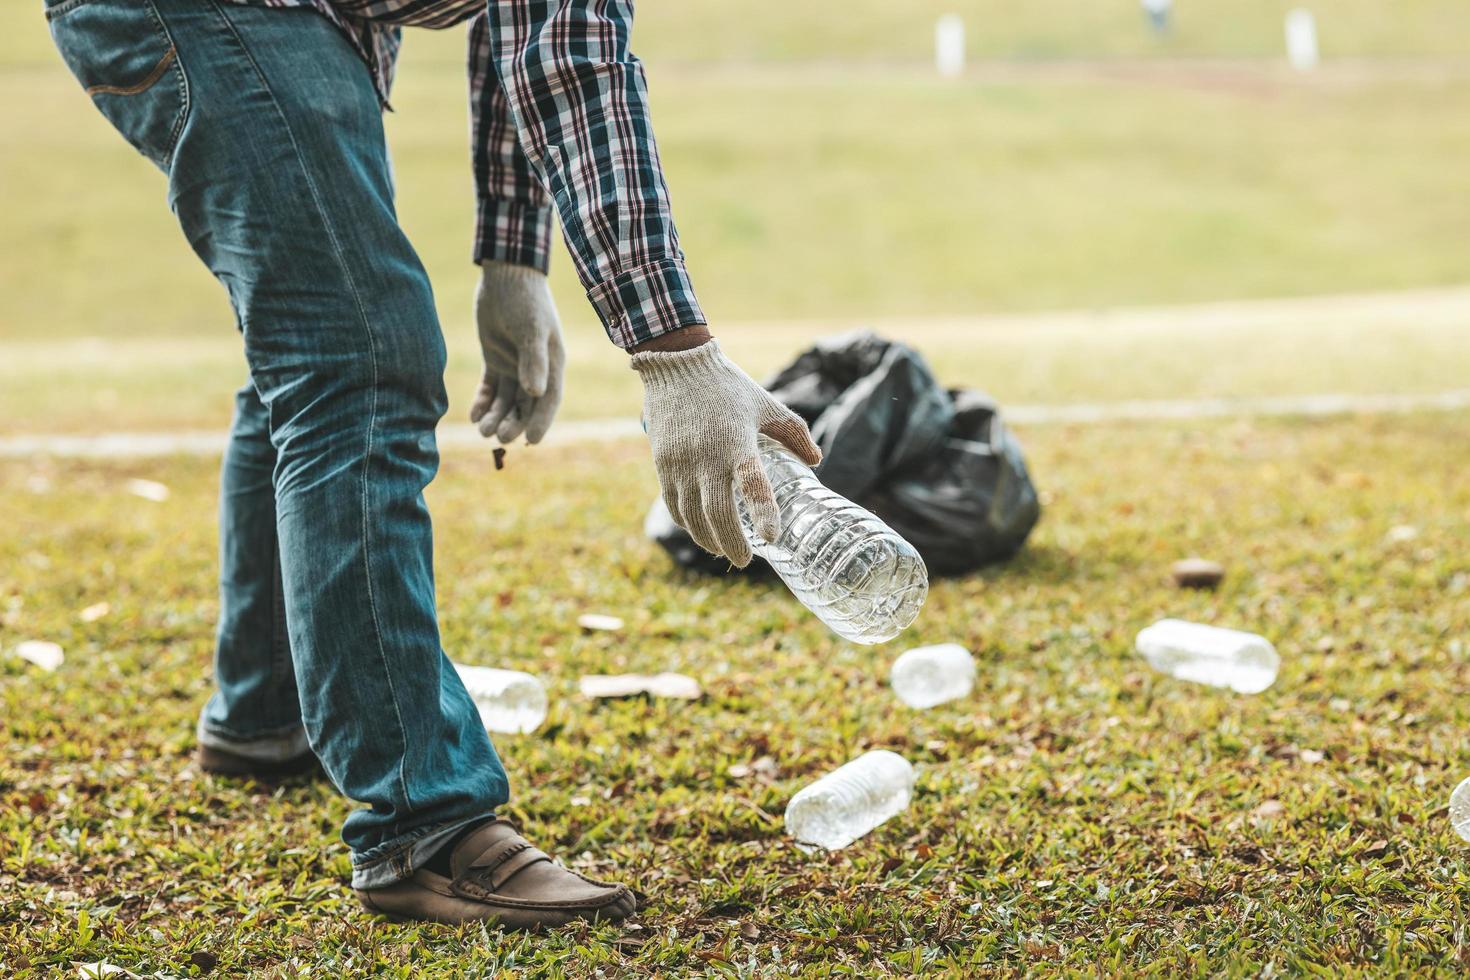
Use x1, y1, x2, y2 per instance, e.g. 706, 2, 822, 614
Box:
206, 0, 415, 814
141, 0, 189, 169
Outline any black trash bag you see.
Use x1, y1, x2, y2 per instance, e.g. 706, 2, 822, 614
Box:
645, 331, 1041, 577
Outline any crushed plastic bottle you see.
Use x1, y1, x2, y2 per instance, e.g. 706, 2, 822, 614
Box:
739, 436, 927, 644
1135, 619, 1279, 694
453, 664, 547, 734
784, 750, 914, 849
1450, 777, 1470, 842
890, 643, 975, 708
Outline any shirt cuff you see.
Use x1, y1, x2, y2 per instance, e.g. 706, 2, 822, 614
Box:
473, 199, 555, 273
586, 257, 708, 349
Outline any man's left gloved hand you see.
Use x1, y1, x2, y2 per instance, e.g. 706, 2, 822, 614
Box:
470, 260, 565, 444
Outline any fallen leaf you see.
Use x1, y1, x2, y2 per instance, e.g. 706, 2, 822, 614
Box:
915, 844, 934, 860
188, 950, 219, 974
1360, 839, 1390, 859
739, 921, 759, 941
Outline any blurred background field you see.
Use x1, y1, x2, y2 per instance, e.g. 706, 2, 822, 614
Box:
3, 2, 1470, 431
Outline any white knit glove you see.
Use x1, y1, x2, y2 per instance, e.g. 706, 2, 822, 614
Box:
470, 260, 565, 444
631, 340, 822, 567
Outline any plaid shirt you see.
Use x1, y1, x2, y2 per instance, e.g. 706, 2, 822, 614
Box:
225, 0, 705, 348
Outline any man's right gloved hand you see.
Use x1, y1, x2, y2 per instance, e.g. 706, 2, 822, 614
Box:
631, 338, 821, 567
470, 260, 565, 445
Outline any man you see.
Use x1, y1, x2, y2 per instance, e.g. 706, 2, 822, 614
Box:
45, 0, 820, 930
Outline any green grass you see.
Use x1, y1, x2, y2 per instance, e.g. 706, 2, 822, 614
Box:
2, 411, 1469, 974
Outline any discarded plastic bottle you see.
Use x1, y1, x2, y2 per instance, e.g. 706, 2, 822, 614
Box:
739, 436, 927, 644
1450, 777, 1470, 842
784, 750, 915, 850
890, 643, 975, 708
1135, 619, 1279, 694
453, 664, 547, 734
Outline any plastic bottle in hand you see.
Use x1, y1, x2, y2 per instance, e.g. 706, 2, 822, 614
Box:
1135, 619, 1279, 694
739, 436, 927, 644
453, 664, 547, 734
784, 750, 915, 849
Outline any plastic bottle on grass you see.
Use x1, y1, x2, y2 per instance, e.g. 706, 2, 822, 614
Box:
1135, 619, 1278, 694
784, 750, 914, 850
890, 643, 975, 708
453, 664, 547, 734
1450, 777, 1470, 842
739, 436, 928, 645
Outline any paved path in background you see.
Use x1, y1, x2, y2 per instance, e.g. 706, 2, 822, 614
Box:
4, 390, 1469, 460
7, 287, 1470, 459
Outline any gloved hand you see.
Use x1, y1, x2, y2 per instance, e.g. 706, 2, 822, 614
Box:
631, 339, 821, 567
470, 260, 565, 444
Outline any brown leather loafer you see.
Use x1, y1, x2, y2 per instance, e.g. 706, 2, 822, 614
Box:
196, 743, 322, 784
355, 819, 636, 930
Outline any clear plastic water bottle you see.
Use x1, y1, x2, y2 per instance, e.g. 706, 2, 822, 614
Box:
1135, 619, 1279, 694
890, 643, 975, 708
452, 664, 547, 734
784, 750, 915, 849
739, 436, 928, 644
1450, 777, 1470, 842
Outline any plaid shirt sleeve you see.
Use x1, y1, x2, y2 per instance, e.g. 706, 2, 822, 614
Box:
479, 0, 707, 348
249, 0, 707, 346
467, 14, 555, 273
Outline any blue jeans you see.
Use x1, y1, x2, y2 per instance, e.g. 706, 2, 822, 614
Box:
46, 0, 509, 888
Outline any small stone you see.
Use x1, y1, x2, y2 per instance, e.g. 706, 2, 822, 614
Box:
1171, 558, 1225, 589
14, 640, 64, 671
577, 613, 624, 632
1299, 749, 1325, 764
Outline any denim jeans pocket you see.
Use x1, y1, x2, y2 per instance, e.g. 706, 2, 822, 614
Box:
47, 0, 189, 170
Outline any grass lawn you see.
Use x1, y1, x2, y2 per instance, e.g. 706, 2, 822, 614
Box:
3, 410, 1469, 974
